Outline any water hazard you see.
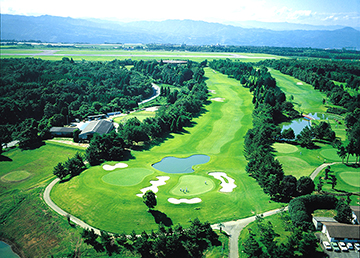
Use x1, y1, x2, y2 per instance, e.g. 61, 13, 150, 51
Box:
152, 155, 210, 173
0, 241, 20, 258
281, 113, 328, 136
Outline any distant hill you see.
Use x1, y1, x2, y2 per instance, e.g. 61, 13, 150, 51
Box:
2, 14, 360, 49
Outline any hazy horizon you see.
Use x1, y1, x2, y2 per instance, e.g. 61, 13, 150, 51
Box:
1, 0, 359, 27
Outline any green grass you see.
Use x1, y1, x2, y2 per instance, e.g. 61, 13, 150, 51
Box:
169, 175, 215, 196
51, 67, 281, 234
114, 110, 156, 123
1, 170, 31, 182
102, 168, 154, 186
314, 163, 360, 205
269, 69, 327, 114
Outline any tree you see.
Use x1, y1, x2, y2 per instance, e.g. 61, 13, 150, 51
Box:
298, 231, 317, 256
334, 201, 352, 224
53, 162, 68, 180
280, 175, 297, 200
337, 145, 347, 163
143, 190, 157, 210
73, 128, 81, 143
17, 118, 41, 149
296, 126, 314, 148
296, 176, 315, 196
281, 128, 295, 140
242, 233, 264, 258
330, 175, 337, 189
324, 166, 330, 180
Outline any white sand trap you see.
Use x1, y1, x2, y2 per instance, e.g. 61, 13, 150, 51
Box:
145, 106, 160, 112
296, 82, 303, 85
208, 89, 216, 94
103, 163, 128, 171
168, 198, 202, 204
136, 176, 170, 197
211, 98, 225, 102
208, 172, 236, 192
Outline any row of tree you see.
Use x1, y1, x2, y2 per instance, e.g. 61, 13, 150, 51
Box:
146, 44, 360, 60
81, 218, 220, 258
242, 214, 318, 258
210, 60, 314, 201
53, 153, 86, 180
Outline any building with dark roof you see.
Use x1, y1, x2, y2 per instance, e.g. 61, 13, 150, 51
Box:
322, 222, 360, 243
79, 120, 114, 140
50, 127, 77, 137
312, 216, 337, 231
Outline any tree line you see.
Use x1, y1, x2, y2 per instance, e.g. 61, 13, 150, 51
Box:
146, 44, 360, 60
259, 58, 360, 163
209, 60, 315, 202
81, 218, 220, 258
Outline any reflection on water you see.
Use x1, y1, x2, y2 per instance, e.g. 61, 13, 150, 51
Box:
152, 155, 210, 173
281, 113, 328, 136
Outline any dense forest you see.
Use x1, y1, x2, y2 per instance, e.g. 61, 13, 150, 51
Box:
0, 58, 208, 152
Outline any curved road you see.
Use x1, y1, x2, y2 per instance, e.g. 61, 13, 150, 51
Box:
44, 162, 338, 257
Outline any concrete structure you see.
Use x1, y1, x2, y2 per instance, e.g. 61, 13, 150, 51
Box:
350, 206, 360, 225
313, 216, 337, 231
322, 222, 360, 243
78, 120, 114, 140
50, 127, 77, 137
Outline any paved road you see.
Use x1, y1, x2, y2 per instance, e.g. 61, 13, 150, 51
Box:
43, 162, 340, 257
43, 178, 101, 235
138, 83, 161, 105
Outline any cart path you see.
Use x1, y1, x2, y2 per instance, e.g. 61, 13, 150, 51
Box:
43, 162, 340, 257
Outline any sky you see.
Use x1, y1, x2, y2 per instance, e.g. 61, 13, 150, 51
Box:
1, 0, 359, 27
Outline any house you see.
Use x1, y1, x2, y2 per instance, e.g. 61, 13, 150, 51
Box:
322, 222, 360, 243
50, 127, 77, 137
312, 216, 337, 231
350, 206, 360, 224
78, 120, 114, 140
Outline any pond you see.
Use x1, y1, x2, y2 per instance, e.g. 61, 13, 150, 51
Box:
281, 113, 328, 136
152, 155, 210, 173
0, 241, 20, 258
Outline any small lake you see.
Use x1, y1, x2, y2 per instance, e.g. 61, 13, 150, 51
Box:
152, 155, 210, 173
281, 113, 328, 136
0, 241, 20, 258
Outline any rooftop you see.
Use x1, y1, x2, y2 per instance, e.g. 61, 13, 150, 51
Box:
323, 222, 360, 240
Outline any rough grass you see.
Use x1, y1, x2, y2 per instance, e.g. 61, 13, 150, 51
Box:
51, 67, 281, 234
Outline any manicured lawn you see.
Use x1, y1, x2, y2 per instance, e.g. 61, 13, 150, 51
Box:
169, 175, 215, 196
269, 69, 327, 114
51, 67, 282, 233
102, 168, 154, 186
114, 110, 156, 123
314, 163, 360, 205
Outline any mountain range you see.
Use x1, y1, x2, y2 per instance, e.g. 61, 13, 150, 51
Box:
1, 14, 360, 49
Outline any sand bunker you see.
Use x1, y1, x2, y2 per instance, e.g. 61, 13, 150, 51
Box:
296, 82, 303, 85
136, 176, 170, 197
208, 89, 216, 94
208, 172, 236, 192
211, 98, 225, 102
168, 198, 202, 204
145, 106, 160, 112
103, 163, 128, 170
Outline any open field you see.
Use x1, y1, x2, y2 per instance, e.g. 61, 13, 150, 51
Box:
1, 48, 284, 62
51, 67, 282, 234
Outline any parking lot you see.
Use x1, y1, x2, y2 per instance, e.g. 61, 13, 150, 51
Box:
316, 233, 360, 258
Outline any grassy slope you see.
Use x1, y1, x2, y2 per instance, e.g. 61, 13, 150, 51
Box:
51, 68, 282, 234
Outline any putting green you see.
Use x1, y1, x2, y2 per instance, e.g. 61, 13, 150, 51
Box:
1, 170, 31, 182
170, 175, 215, 197
273, 143, 298, 153
339, 172, 360, 187
276, 156, 312, 178
102, 168, 153, 186
320, 149, 341, 161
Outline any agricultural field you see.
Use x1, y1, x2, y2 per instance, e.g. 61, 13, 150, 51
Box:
0, 45, 283, 62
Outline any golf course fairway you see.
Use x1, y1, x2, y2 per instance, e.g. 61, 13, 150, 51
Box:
51, 68, 282, 233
